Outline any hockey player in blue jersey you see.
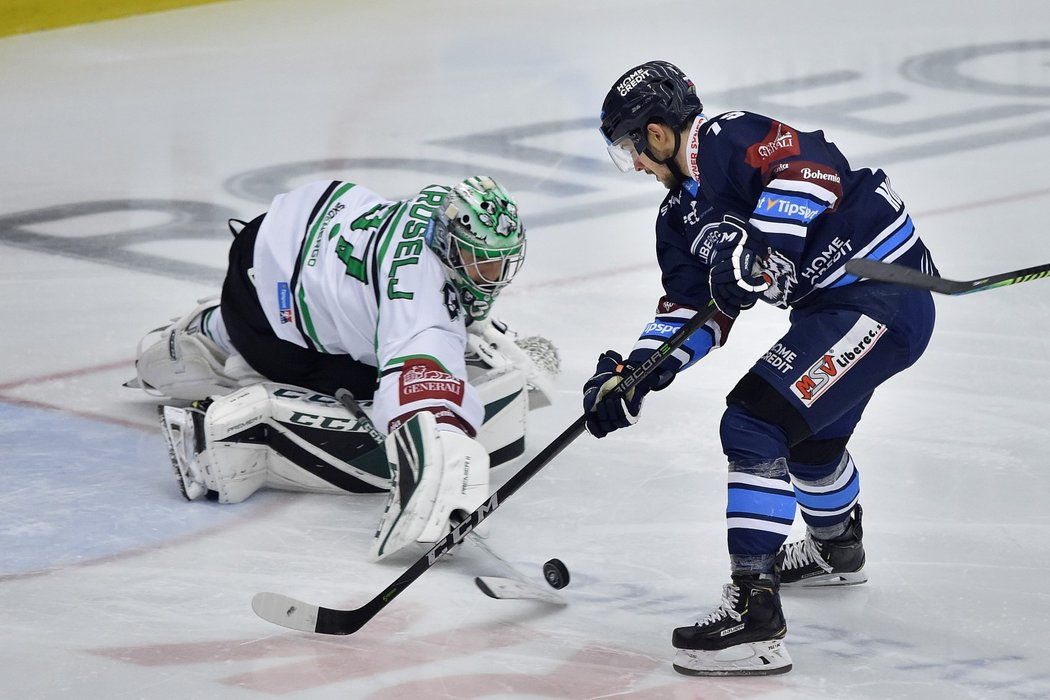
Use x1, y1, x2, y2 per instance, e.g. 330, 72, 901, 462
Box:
584, 61, 937, 676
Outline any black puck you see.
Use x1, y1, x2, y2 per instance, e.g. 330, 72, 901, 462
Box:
542, 558, 570, 589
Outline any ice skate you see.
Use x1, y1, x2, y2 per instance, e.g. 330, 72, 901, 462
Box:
776, 504, 867, 587
671, 574, 792, 676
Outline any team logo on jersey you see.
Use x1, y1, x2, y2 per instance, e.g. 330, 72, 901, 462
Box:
791, 316, 886, 406
744, 122, 800, 171
399, 357, 465, 406
759, 251, 797, 307
442, 282, 462, 321
277, 282, 294, 324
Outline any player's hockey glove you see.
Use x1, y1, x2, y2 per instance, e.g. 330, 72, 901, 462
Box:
708, 215, 770, 318
582, 350, 675, 438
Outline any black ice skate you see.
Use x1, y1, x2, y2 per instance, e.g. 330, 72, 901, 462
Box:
776, 504, 867, 587
671, 574, 792, 676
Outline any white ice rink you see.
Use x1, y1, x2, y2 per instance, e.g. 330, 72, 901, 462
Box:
3, 1, 1050, 697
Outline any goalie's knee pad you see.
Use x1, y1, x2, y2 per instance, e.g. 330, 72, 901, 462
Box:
134, 297, 244, 400
371, 411, 490, 560
161, 382, 394, 503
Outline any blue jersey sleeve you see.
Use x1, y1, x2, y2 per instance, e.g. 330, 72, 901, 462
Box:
625, 188, 735, 372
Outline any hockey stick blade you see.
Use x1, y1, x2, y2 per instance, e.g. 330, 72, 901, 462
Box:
845, 258, 1050, 295
251, 302, 718, 636
474, 576, 567, 605
252, 592, 322, 633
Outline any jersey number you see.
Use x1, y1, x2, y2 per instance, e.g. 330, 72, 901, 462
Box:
333, 204, 394, 283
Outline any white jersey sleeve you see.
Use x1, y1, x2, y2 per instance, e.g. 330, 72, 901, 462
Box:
250, 180, 484, 437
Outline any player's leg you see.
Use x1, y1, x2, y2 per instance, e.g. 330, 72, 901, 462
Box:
160, 383, 393, 503
776, 411, 869, 587
131, 297, 256, 400
672, 286, 935, 676
131, 216, 271, 400
671, 399, 794, 676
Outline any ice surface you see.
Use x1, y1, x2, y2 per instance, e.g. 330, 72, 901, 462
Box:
2, 1, 1050, 697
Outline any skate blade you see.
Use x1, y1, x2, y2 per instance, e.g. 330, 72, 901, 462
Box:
783, 570, 868, 587
672, 639, 792, 676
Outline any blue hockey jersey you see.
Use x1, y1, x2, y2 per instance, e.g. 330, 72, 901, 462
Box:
626, 111, 937, 372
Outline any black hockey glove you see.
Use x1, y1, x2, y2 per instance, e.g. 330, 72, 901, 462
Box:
708, 215, 770, 318
582, 350, 676, 438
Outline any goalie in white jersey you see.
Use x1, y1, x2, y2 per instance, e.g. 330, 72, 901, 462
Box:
131, 175, 557, 559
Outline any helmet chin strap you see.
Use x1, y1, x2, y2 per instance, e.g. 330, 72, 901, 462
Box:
643, 128, 689, 185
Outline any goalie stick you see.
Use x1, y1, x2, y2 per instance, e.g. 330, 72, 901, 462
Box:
252, 302, 719, 636
845, 258, 1050, 295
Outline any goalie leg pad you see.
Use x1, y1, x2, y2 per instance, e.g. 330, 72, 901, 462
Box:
371, 412, 491, 560
202, 383, 392, 502
134, 296, 240, 400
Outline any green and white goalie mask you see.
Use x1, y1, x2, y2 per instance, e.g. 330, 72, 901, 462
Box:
426, 176, 526, 321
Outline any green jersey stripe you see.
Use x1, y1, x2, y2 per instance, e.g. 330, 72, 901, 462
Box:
294, 182, 356, 351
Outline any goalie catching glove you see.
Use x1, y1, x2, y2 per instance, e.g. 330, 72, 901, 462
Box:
371, 411, 491, 560
582, 350, 676, 438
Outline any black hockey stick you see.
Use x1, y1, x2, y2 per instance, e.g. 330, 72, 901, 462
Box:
251, 301, 719, 636
845, 258, 1050, 296
332, 388, 564, 603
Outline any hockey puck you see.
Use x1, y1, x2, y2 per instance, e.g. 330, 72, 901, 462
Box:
542, 558, 570, 589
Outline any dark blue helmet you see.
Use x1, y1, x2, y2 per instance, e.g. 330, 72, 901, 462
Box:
599, 61, 704, 171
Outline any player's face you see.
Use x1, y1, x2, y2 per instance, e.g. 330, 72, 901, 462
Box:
635, 152, 677, 189
632, 123, 678, 189
460, 246, 504, 286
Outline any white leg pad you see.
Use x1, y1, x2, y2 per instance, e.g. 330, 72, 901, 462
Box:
371, 412, 490, 560
134, 296, 240, 400
202, 388, 269, 503
203, 383, 390, 502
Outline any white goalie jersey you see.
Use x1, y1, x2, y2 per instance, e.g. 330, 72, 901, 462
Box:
251, 180, 483, 436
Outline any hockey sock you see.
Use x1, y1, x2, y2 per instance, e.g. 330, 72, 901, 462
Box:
789, 450, 860, 538
727, 457, 794, 566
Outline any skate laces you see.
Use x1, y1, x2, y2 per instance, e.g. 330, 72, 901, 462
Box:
696, 583, 743, 626
780, 535, 833, 573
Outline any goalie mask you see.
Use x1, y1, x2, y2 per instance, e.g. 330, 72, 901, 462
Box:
599, 60, 704, 175
426, 176, 526, 321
